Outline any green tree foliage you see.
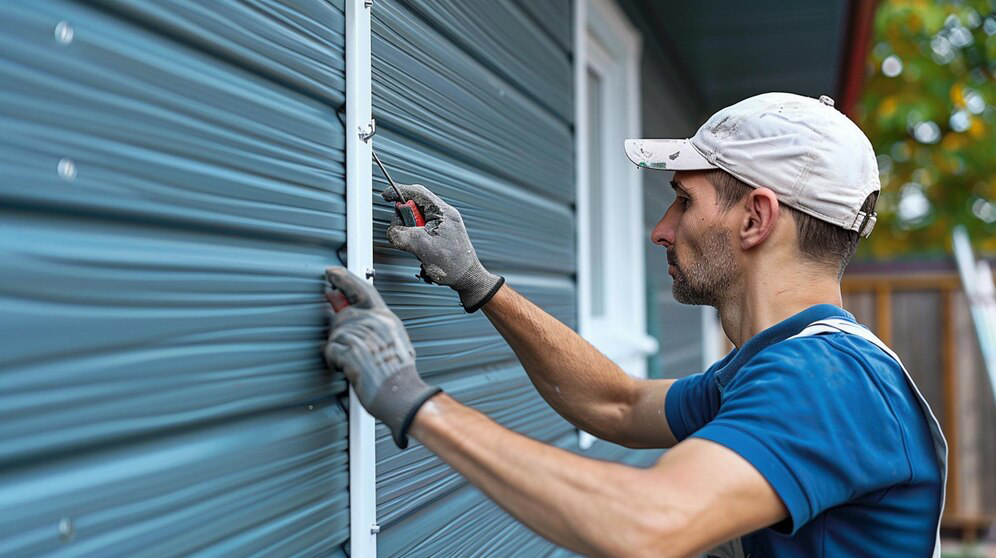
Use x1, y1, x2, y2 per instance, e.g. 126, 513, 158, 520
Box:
855, 0, 995, 259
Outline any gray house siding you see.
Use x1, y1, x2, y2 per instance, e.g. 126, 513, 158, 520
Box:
0, 1, 350, 555
1, 0, 694, 556
369, 0, 579, 554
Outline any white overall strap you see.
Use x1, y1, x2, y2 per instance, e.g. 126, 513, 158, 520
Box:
791, 318, 948, 558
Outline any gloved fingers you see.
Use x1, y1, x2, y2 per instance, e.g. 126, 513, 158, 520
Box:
323, 339, 353, 370
399, 183, 445, 206
330, 316, 393, 350
382, 182, 442, 206
381, 183, 403, 203
325, 267, 385, 310
417, 264, 436, 284
325, 326, 372, 364
407, 184, 457, 221
328, 304, 364, 329
325, 287, 351, 313
382, 183, 449, 221
388, 210, 434, 233
388, 328, 417, 359
386, 224, 431, 253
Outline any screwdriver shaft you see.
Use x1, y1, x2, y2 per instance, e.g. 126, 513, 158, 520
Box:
372, 150, 405, 202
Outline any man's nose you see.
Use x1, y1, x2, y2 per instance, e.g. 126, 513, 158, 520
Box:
651, 209, 676, 248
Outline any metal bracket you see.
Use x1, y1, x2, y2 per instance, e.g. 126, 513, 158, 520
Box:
370, 523, 381, 534
358, 118, 376, 143
364, 0, 373, 7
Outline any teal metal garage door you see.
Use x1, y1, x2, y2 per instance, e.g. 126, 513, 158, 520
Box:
0, 1, 350, 555
369, 1, 661, 555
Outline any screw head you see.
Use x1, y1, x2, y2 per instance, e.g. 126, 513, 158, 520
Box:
59, 517, 74, 542
57, 158, 77, 181
55, 21, 74, 45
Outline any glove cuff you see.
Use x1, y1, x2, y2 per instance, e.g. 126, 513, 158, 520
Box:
394, 385, 443, 449
369, 366, 443, 449
454, 262, 504, 313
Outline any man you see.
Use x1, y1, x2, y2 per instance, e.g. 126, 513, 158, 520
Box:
324, 93, 946, 557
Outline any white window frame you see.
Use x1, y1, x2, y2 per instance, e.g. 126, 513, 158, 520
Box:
344, 0, 377, 554
575, 0, 656, 449
702, 306, 726, 370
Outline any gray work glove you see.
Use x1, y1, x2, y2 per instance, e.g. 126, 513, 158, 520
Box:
323, 267, 442, 449
382, 184, 504, 313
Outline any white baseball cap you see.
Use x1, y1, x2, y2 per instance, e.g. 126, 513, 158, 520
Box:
625, 92, 880, 237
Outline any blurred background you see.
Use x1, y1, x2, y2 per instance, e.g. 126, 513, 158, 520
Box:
850, 2, 995, 553
856, 2, 996, 554
856, 0, 994, 259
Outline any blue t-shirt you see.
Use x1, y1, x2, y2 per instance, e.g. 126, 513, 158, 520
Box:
665, 304, 942, 557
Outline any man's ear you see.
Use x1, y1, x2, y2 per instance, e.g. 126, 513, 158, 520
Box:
739, 187, 780, 250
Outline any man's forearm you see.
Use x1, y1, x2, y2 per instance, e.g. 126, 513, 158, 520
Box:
409, 393, 670, 557
481, 285, 639, 439
482, 285, 676, 447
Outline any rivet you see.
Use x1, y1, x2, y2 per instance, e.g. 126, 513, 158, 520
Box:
365, 268, 376, 279
55, 21, 74, 45
370, 523, 380, 534
58, 517, 74, 542
308, 404, 314, 410
57, 158, 77, 181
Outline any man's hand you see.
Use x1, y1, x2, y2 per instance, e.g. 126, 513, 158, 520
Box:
382, 184, 504, 312
323, 267, 441, 449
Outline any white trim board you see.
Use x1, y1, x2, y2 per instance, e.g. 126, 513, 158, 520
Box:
345, 0, 377, 554
575, 0, 654, 449
574, 0, 590, 339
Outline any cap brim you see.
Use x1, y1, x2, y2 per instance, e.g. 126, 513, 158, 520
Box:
624, 139, 716, 171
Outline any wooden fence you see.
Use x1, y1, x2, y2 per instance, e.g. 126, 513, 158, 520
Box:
842, 266, 996, 536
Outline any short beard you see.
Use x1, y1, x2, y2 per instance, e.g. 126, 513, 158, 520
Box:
670, 229, 738, 308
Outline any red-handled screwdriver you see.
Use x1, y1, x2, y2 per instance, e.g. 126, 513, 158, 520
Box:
372, 150, 425, 227
327, 289, 351, 312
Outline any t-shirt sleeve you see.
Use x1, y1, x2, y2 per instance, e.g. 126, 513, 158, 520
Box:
665, 368, 722, 442
689, 337, 912, 534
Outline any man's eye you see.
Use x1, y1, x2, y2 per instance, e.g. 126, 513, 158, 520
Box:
678, 197, 690, 208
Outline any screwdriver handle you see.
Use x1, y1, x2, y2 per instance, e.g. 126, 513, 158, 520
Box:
396, 200, 426, 227
328, 289, 350, 312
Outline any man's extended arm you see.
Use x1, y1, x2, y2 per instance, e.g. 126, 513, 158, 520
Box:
383, 183, 678, 448
410, 392, 787, 558
483, 284, 678, 448
324, 266, 787, 557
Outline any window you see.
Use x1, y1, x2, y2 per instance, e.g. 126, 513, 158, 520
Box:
575, 0, 656, 448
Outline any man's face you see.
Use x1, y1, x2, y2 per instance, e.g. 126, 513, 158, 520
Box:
650, 171, 739, 308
